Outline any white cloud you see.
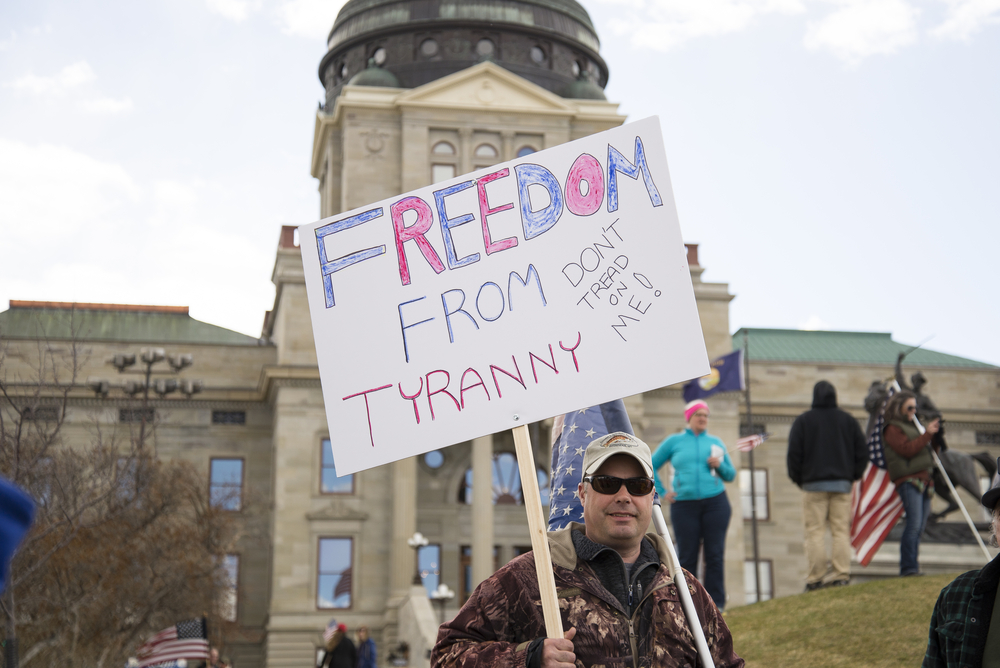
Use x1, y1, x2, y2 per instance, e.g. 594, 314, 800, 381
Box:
206, 0, 262, 22
803, 0, 920, 63
80, 96, 134, 114
7, 61, 134, 115
0, 30, 17, 51
798, 315, 831, 330
594, 0, 806, 50
275, 0, 346, 39
9, 61, 96, 95
0, 138, 141, 240
930, 0, 1000, 40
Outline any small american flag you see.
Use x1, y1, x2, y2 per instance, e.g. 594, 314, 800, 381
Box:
850, 396, 904, 566
734, 433, 768, 452
323, 621, 338, 644
548, 400, 635, 531
135, 618, 209, 668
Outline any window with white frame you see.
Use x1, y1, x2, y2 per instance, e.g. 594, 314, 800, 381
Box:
739, 468, 769, 521
321, 438, 354, 494
744, 559, 773, 603
459, 453, 549, 506
418, 544, 441, 597
210, 458, 244, 511
317, 537, 352, 609
221, 554, 239, 621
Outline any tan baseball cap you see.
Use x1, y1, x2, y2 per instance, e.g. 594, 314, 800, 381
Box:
581, 432, 654, 480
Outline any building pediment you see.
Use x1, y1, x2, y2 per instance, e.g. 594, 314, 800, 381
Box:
394, 62, 576, 116
305, 499, 370, 522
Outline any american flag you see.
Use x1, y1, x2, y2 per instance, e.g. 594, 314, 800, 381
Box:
323, 620, 338, 644
135, 618, 209, 668
734, 433, 768, 452
850, 396, 903, 566
548, 400, 635, 531
333, 565, 352, 602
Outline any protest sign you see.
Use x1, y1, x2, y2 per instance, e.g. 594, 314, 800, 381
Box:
299, 116, 709, 475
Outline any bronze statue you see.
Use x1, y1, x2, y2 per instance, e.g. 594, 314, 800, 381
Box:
896, 352, 941, 422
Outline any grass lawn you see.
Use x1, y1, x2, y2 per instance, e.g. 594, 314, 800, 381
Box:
724, 573, 959, 668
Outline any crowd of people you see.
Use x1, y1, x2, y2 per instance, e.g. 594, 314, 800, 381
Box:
316, 622, 377, 668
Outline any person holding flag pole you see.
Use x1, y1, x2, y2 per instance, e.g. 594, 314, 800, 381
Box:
431, 402, 742, 668
851, 381, 992, 573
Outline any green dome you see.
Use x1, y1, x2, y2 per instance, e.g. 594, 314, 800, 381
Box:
348, 61, 402, 88
564, 74, 606, 100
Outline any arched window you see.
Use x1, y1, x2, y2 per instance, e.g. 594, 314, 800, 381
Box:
474, 143, 498, 158
516, 146, 536, 158
432, 141, 456, 155
458, 453, 550, 506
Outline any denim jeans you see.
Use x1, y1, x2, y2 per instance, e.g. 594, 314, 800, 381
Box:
896, 481, 931, 576
671, 491, 732, 609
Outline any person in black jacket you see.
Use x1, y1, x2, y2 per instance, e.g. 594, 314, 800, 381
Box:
787, 380, 867, 591
318, 621, 357, 668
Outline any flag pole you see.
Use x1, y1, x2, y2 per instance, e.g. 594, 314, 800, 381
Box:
886, 379, 992, 562
908, 414, 993, 562
743, 331, 763, 603
651, 502, 717, 668
512, 423, 564, 638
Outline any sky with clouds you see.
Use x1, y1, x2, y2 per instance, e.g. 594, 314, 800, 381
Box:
1, 0, 998, 368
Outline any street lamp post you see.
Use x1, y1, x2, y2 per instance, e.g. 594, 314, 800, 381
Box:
430, 583, 455, 625
89, 348, 202, 447
406, 532, 428, 586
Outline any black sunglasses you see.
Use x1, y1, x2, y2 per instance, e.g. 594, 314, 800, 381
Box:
583, 475, 655, 496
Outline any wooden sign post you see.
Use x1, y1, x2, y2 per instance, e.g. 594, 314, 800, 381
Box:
513, 423, 563, 638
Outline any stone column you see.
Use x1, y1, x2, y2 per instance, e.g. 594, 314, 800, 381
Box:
500, 130, 515, 161
391, 456, 419, 594
471, 434, 495, 589
458, 127, 473, 176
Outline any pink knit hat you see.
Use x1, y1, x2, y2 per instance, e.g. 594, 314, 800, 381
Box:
684, 400, 709, 422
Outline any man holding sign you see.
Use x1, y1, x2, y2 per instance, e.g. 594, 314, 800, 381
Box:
430, 432, 743, 668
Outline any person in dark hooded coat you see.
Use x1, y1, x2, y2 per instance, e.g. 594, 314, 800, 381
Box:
787, 380, 867, 591
318, 622, 357, 668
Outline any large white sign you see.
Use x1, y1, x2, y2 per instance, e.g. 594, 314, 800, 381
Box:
300, 116, 708, 475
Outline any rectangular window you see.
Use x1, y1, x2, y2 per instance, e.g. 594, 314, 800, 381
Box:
212, 411, 246, 425
318, 537, 352, 609
432, 164, 456, 184
321, 439, 354, 494
744, 559, 773, 604
210, 458, 244, 511
21, 406, 59, 421
460, 545, 499, 604
739, 423, 767, 438
222, 554, 239, 622
739, 468, 769, 521
116, 457, 137, 502
418, 544, 441, 597
119, 408, 155, 423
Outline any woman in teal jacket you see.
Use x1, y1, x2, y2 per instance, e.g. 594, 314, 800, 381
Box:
652, 400, 736, 610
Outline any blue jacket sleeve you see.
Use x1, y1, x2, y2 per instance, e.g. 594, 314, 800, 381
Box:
717, 446, 736, 482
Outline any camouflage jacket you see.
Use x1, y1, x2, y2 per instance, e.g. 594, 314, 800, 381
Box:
430, 523, 744, 668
